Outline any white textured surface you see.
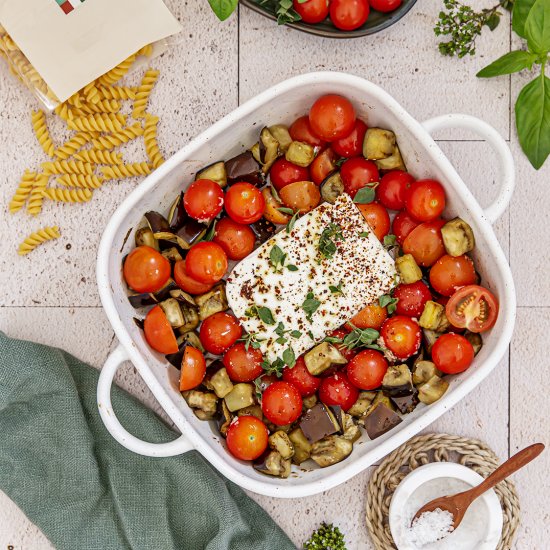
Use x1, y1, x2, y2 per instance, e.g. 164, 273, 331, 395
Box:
0, 1, 548, 549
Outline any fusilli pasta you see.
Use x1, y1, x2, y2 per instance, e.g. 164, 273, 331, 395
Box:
31, 110, 55, 158
42, 188, 93, 203
9, 170, 36, 213
18, 226, 60, 255
54, 132, 95, 160
137, 44, 154, 57
27, 174, 49, 216
67, 114, 126, 133
97, 86, 136, 101
74, 149, 123, 165
91, 123, 144, 150
132, 70, 159, 119
57, 174, 104, 189
144, 115, 164, 168
42, 160, 95, 175
101, 162, 151, 180
98, 53, 137, 86
83, 82, 100, 104
54, 102, 75, 122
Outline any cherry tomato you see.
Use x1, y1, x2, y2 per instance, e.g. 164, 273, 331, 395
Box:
328, 328, 357, 361
144, 305, 178, 354
179, 346, 207, 391
340, 157, 379, 198
309, 94, 356, 141
269, 158, 310, 191
123, 245, 170, 293
369, 0, 402, 12
173, 260, 214, 295
289, 116, 325, 147
183, 179, 224, 222
319, 373, 359, 411
392, 210, 420, 246
346, 349, 388, 390
262, 381, 303, 425
357, 202, 391, 241
199, 312, 242, 355
292, 0, 329, 23
279, 180, 321, 213
282, 356, 320, 396
226, 416, 269, 461
377, 170, 415, 210
393, 281, 432, 318
185, 241, 228, 284
262, 187, 291, 225
429, 254, 476, 297
446, 285, 499, 333
223, 342, 263, 382
331, 119, 367, 158
380, 316, 421, 360
310, 148, 337, 185
405, 179, 446, 222
402, 219, 446, 267
213, 217, 256, 261
431, 333, 474, 374
225, 182, 265, 224
329, 0, 370, 30
348, 303, 387, 331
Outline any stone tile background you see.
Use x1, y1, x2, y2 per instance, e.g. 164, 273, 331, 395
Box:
0, 0, 548, 548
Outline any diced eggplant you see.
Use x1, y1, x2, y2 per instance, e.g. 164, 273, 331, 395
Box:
249, 218, 276, 243
195, 284, 228, 320
304, 342, 347, 376
165, 338, 187, 369
464, 331, 483, 355
441, 217, 475, 257
268, 124, 292, 152
412, 360, 442, 386
225, 151, 263, 187
254, 451, 291, 478
258, 127, 280, 173
194, 409, 216, 421
128, 292, 157, 308
395, 254, 423, 284
135, 227, 159, 250
159, 298, 185, 328
375, 145, 406, 172
320, 171, 344, 204
269, 431, 295, 459
153, 278, 179, 302
299, 403, 340, 443
285, 141, 315, 167
369, 391, 394, 412
382, 364, 415, 397
209, 367, 234, 398
168, 192, 186, 230
364, 404, 402, 440
202, 359, 224, 391
347, 391, 376, 417
224, 383, 255, 412
363, 128, 396, 160
169, 289, 197, 308
172, 220, 207, 249
302, 394, 318, 410
419, 301, 447, 332
288, 428, 312, 465
331, 407, 361, 443
217, 399, 233, 437
265, 421, 292, 433
185, 390, 218, 414
418, 375, 449, 404
178, 330, 204, 352
391, 392, 419, 414
144, 211, 173, 240
133, 317, 145, 330
196, 161, 227, 188
311, 436, 353, 468
237, 404, 263, 420
423, 329, 440, 353
161, 246, 183, 263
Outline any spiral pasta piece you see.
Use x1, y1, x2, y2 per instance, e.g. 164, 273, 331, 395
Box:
57, 174, 105, 189
98, 53, 137, 86
42, 160, 95, 175
83, 99, 121, 113
91, 123, 144, 150
132, 69, 159, 119
54, 132, 95, 159
137, 44, 154, 57
83, 82, 100, 104
31, 110, 56, 157
9, 170, 36, 213
74, 149, 123, 165
67, 114, 125, 133
18, 226, 60, 256
27, 174, 49, 216
101, 162, 151, 180
54, 102, 75, 122
96, 85, 136, 101
42, 188, 93, 203
144, 115, 164, 168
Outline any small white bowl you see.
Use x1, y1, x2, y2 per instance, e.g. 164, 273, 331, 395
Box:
389, 462, 503, 550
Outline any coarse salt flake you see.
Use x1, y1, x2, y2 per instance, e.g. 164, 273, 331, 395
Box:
408, 508, 454, 547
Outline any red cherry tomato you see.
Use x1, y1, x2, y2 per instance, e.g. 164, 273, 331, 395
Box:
179, 346, 207, 391
279, 180, 321, 213
292, 0, 329, 23
369, 0, 402, 12
310, 148, 337, 185
357, 202, 391, 241
348, 303, 388, 331
199, 312, 242, 355
183, 179, 224, 222
289, 116, 325, 147
319, 373, 359, 411
269, 158, 310, 191
331, 119, 368, 158
224, 182, 265, 224
282, 356, 320, 397
402, 219, 446, 267
144, 305, 178, 354
328, 328, 357, 361
377, 170, 415, 211
431, 333, 474, 374
346, 350, 388, 390
226, 416, 269, 461
309, 94, 356, 141
213, 217, 256, 261
123, 245, 170, 293
262, 381, 303, 425
173, 260, 214, 295
340, 157, 379, 198
446, 285, 499, 333
223, 342, 264, 382
329, 0, 370, 30
405, 179, 446, 222
185, 241, 228, 284
393, 281, 432, 318
380, 316, 421, 360
429, 254, 477, 297
392, 210, 420, 246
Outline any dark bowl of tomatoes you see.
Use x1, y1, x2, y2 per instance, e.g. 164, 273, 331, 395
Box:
240, 0, 417, 38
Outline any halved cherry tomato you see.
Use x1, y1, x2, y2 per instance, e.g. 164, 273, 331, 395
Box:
174, 260, 214, 295
431, 333, 474, 374
446, 285, 499, 333
226, 416, 269, 461
123, 245, 170, 293
292, 0, 329, 24
340, 157, 379, 198
377, 170, 415, 211
309, 94, 356, 141
262, 381, 303, 425
144, 305, 178, 354
262, 187, 291, 225
392, 210, 420, 246
269, 158, 310, 191
402, 219, 446, 267
331, 119, 368, 158
329, 0, 370, 30
185, 241, 228, 284
370, 0, 402, 13
405, 179, 446, 222
380, 316, 421, 360
357, 202, 391, 241
223, 342, 263, 382
279, 180, 321, 213
318, 373, 359, 411
328, 328, 357, 361
282, 356, 320, 396
225, 182, 265, 224
289, 116, 325, 147
393, 281, 432, 318
310, 148, 337, 185
213, 217, 256, 261
429, 254, 476, 297
346, 349, 388, 390
199, 312, 242, 355
183, 179, 224, 222
179, 346, 207, 391
348, 303, 388, 331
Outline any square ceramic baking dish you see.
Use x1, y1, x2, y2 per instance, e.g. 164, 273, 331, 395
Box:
96, 72, 516, 498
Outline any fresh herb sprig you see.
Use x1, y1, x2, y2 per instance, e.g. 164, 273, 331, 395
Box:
245, 305, 276, 325
239, 332, 264, 351
269, 244, 298, 273
325, 323, 382, 351
318, 223, 344, 261
301, 292, 321, 322
274, 322, 302, 344
278, 207, 301, 233
379, 294, 399, 315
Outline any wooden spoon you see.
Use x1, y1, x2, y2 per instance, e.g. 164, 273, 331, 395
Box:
412, 443, 545, 532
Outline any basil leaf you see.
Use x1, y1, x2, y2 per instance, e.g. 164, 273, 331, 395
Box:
287, 264, 298, 272
290, 330, 302, 338
276, 337, 287, 345
515, 74, 550, 169
275, 322, 285, 336
353, 186, 375, 204
477, 50, 538, 78
513, 0, 537, 38
207, 0, 238, 21
525, 0, 550, 53
301, 292, 321, 321
269, 245, 286, 271
257, 306, 276, 325
484, 12, 500, 31
282, 347, 296, 368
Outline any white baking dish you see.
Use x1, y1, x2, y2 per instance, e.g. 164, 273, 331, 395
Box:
96, 72, 516, 499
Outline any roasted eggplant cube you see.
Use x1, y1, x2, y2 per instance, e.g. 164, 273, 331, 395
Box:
168, 192, 186, 230
363, 128, 396, 160
331, 408, 361, 443
302, 394, 318, 411
209, 367, 234, 398
391, 392, 419, 414
249, 218, 276, 243
464, 331, 483, 355
412, 360, 442, 386
225, 151, 263, 187
217, 399, 233, 437
258, 127, 280, 173
196, 161, 227, 188
135, 227, 159, 250
441, 218, 475, 257
165, 339, 187, 369
224, 383, 255, 412
422, 329, 440, 353
285, 141, 315, 167
304, 342, 347, 376
418, 375, 449, 404
288, 428, 312, 465
375, 145, 406, 172
419, 301, 447, 332
237, 404, 263, 420
311, 436, 353, 468
144, 211, 172, 239
159, 298, 186, 328
347, 391, 376, 417
395, 254, 423, 284
268, 124, 292, 152
195, 284, 228, 321
382, 364, 415, 397
320, 171, 344, 204
178, 330, 205, 352
254, 451, 291, 478
185, 390, 218, 415
128, 292, 157, 308
269, 431, 295, 460
194, 409, 216, 421
161, 246, 183, 263
364, 404, 402, 440
299, 403, 340, 444
173, 219, 207, 249
153, 278, 179, 302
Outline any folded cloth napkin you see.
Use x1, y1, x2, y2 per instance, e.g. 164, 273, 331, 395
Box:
0, 332, 295, 550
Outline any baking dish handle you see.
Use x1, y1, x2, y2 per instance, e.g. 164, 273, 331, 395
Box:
97, 344, 194, 457
422, 114, 515, 224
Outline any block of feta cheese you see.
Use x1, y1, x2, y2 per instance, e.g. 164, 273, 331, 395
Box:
225, 193, 397, 364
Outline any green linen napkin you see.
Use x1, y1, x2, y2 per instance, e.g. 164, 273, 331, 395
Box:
0, 332, 295, 550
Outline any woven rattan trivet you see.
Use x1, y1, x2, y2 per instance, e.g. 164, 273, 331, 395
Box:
365, 433, 520, 550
